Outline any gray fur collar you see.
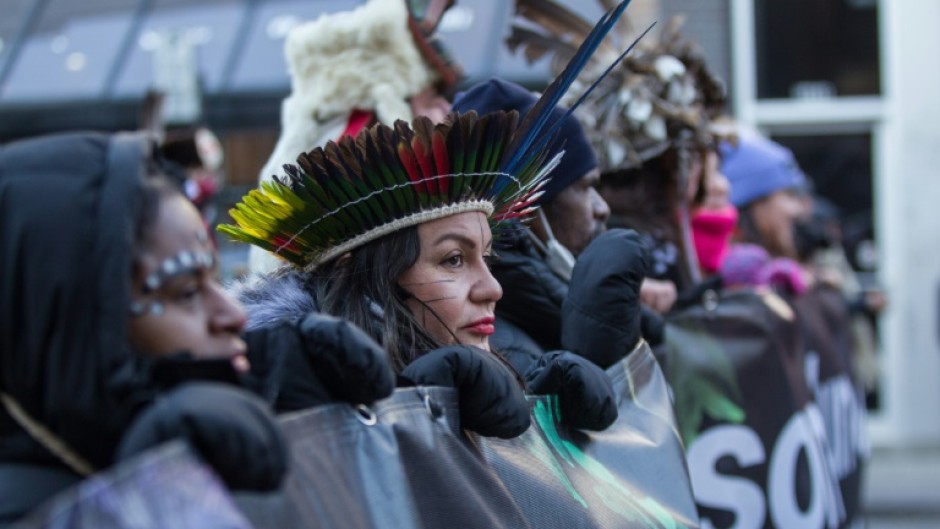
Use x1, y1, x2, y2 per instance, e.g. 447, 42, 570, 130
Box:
228, 270, 317, 332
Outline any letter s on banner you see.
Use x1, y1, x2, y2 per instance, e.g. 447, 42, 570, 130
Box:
687, 425, 765, 529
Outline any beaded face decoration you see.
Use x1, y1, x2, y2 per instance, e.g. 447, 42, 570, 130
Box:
129, 232, 216, 317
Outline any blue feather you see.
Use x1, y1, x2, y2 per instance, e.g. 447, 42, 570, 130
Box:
501, 0, 633, 175
525, 21, 657, 162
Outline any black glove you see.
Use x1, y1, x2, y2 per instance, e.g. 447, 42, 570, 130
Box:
672, 275, 723, 312
561, 229, 650, 368
640, 305, 665, 347
245, 312, 395, 412
400, 345, 530, 438
525, 351, 618, 431
117, 382, 287, 492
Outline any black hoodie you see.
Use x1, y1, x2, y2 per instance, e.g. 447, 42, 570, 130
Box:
0, 132, 158, 523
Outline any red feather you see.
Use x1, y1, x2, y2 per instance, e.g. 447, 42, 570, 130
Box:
398, 142, 426, 195
411, 135, 437, 197
431, 128, 450, 196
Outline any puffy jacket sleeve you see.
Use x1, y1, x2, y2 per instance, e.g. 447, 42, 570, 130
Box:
561, 229, 650, 369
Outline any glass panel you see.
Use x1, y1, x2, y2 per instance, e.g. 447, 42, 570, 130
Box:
755, 0, 880, 99
1, 0, 136, 102
112, 0, 244, 98
227, 0, 361, 92
0, 0, 37, 75
771, 132, 874, 264
435, 0, 502, 83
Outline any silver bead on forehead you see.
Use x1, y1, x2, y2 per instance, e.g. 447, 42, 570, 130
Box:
128, 300, 165, 317
141, 249, 217, 294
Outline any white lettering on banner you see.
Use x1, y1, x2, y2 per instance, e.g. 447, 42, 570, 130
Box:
804, 404, 847, 527
687, 408, 844, 529
688, 425, 765, 529
770, 408, 832, 528
805, 352, 870, 480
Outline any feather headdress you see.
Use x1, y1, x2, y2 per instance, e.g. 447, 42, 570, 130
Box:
220, 0, 644, 271
508, 0, 727, 173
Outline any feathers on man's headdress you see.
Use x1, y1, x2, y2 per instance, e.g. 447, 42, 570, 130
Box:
508, 0, 727, 173
220, 0, 644, 270
406, 0, 463, 90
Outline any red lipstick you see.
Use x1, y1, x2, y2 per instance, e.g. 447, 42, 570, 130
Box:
464, 316, 496, 336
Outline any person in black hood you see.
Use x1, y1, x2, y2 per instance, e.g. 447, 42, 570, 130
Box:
451, 79, 650, 372
0, 132, 289, 525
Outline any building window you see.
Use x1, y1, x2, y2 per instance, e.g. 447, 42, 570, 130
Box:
755, 0, 880, 99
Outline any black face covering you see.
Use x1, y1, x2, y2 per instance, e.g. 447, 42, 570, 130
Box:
149, 354, 244, 388
0, 132, 158, 469
793, 219, 833, 261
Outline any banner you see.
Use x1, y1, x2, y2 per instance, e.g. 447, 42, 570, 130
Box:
239, 341, 699, 529
12, 443, 252, 529
479, 342, 700, 529
662, 289, 846, 529
790, 285, 869, 529
16, 344, 698, 529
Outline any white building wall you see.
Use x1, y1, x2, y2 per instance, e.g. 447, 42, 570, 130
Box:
872, 0, 940, 446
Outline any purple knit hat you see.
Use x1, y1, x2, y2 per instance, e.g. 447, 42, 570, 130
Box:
720, 132, 806, 208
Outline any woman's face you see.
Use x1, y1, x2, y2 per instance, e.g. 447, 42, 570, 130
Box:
698, 151, 731, 211
128, 194, 249, 373
687, 150, 731, 211
397, 211, 503, 351
749, 189, 803, 259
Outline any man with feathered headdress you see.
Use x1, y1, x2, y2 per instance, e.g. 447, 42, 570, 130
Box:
510, 2, 735, 324
249, 0, 462, 274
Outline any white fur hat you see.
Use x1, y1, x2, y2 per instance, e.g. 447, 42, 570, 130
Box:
286, 0, 437, 126
250, 0, 442, 274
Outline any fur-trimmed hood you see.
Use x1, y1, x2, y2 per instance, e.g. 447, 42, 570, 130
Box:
229, 269, 318, 332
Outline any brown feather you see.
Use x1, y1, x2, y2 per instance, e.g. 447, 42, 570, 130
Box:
597, 0, 634, 39
506, 26, 577, 65
516, 0, 593, 41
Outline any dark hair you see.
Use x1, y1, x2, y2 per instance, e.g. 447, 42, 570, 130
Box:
599, 148, 695, 288
600, 154, 679, 237
132, 172, 185, 262
310, 226, 446, 372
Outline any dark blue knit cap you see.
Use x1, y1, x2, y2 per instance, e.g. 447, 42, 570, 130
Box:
452, 78, 597, 205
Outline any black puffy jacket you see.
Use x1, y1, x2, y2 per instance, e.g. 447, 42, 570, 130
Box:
489, 225, 568, 372
491, 225, 649, 372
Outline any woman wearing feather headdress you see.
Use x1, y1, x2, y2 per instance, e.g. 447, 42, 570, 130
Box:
221, 0, 652, 435
225, 106, 625, 435
0, 132, 289, 525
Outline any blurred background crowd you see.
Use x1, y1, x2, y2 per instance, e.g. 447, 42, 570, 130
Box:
2, 0, 940, 526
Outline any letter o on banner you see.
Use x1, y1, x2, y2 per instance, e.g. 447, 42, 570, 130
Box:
769, 410, 826, 529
